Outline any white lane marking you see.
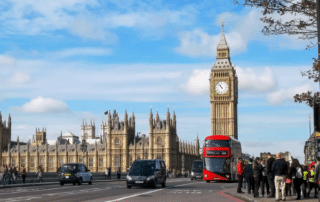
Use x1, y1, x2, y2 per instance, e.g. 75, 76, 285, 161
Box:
105, 189, 163, 202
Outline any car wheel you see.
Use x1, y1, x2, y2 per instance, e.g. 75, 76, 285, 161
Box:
195, 178, 197, 180
206, 180, 210, 183
88, 181, 92, 185
191, 178, 193, 181
162, 180, 166, 188
78, 178, 82, 185
73, 182, 76, 185
60, 182, 64, 186
127, 185, 132, 188
152, 179, 157, 188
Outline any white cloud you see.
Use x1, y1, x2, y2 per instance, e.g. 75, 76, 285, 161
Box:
10, 72, 31, 83
182, 66, 277, 95
18, 97, 70, 113
267, 83, 313, 105
182, 69, 210, 94
0, 55, 16, 68
236, 66, 277, 92
53, 47, 113, 58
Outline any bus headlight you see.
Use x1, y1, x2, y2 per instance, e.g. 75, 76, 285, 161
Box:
226, 175, 230, 178
204, 174, 207, 178
191, 172, 194, 176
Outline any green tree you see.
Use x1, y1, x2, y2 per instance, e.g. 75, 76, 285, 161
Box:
236, 0, 320, 105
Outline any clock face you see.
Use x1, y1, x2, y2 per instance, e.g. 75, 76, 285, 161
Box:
215, 81, 228, 94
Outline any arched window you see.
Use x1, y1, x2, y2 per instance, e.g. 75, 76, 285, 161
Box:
157, 137, 162, 146
115, 138, 120, 145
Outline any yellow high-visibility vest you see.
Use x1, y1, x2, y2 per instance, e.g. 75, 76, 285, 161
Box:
303, 171, 308, 180
309, 170, 315, 183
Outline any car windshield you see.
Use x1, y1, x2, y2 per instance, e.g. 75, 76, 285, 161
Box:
129, 161, 155, 176
192, 161, 203, 172
204, 158, 230, 173
61, 165, 77, 172
205, 140, 229, 147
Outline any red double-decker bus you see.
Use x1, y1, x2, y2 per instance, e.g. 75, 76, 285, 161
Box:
202, 135, 241, 182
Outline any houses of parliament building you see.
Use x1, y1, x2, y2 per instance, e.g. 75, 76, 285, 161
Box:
0, 109, 200, 173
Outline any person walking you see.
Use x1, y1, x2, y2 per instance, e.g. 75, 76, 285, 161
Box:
285, 162, 292, 197
244, 158, 254, 194
307, 165, 317, 198
302, 165, 309, 198
7, 165, 12, 185
11, 166, 17, 184
21, 166, 26, 184
261, 160, 270, 197
267, 153, 276, 198
104, 167, 109, 180
117, 168, 121, 180
36, 166, 43, 182
291, 159, 304, 200
1, 165, 5, 185
252, 157, 262, 198
237, 158, 245, 193
271, 153, 288, 202
314, 158, 320, 202
108, 167, 111, 179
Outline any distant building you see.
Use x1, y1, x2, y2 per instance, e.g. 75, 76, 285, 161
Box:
0, 109, 200, 173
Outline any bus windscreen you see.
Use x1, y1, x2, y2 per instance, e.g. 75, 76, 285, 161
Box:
203, 157, 230, 173
205, 140, 229, 147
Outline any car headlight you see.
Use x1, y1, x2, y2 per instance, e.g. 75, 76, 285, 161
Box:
126, 175, 132, 180
191, 172, 194, 175
226, 175, 230, 178
147, 175, 155, 180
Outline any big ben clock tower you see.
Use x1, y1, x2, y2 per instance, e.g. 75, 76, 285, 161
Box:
209, 19, 238, 139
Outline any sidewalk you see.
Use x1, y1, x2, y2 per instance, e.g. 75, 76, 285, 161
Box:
0, 179, 126, 189
225, 187, 318, 202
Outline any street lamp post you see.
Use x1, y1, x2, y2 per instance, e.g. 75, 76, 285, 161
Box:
80, 139, 87, 166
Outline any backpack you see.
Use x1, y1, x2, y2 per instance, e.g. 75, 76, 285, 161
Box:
296, 167, 303, 179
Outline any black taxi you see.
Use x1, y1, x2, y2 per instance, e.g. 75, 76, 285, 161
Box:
59, 163, 92, 186
126, 159, 166, 188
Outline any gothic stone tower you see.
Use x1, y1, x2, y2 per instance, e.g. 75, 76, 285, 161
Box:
101, 110, 135, 172
31, 127, 47, 146
0, 112, 11, 166
148, 108, 177, 170
209, 19, 238, 139
81, 119, 96, 140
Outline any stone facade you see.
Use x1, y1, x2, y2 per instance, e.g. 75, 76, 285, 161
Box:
209, 20, 238, 139
1, 109, 200, 173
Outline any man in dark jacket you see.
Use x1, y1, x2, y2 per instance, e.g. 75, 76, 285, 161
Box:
266, 152, 276, 198
271, 153, 288, 202
252, 157, 262, 198
244, 158, 254, 194
237, 158, 245, 193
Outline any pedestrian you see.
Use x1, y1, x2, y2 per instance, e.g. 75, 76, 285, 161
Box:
36, 166, 43, 182
314, 157, 320, 202
266, 152, 276, 198
285, 162, 292, 196
260, 159, 270, 197
11, 166, 17, 184
8, 165, 12, 185
0, 165, 5, 185
252, 157, 262, 198
302, 165, 309, 198
117, 167, 121, 180
271, 153, 288, 202
244, 158, 254, 194
291, 159, 304, 200
108, 167, 111, 179
104, 167, 108, 180
237, 157, 245, 193
21, 166, 26, 184
307, 165, 316, 198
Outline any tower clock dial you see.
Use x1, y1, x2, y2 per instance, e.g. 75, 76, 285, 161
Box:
215, 81, 228, 94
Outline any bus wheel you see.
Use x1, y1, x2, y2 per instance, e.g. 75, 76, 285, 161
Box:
206, 181, 210, 183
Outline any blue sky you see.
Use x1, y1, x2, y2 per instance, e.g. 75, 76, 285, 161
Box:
0, 0, 317, 163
